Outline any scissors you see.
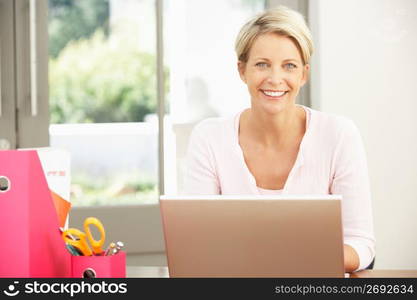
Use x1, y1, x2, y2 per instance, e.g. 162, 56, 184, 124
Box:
62, 217, 106, 256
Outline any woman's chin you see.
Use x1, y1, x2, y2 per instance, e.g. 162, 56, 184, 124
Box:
259, 101, 290, 115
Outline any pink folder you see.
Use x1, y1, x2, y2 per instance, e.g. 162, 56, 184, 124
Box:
0, 150, 72, 277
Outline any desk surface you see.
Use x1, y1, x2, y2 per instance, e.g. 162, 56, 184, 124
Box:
127, 266, 417, 278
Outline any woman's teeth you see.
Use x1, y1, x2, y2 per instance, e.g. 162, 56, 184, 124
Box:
262, 90, 287, 97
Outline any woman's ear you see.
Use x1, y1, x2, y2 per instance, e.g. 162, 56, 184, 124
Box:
300, 63, 310, 87
238, 61, 247, 83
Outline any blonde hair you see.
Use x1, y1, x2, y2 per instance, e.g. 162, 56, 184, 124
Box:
235, 6, 314, 65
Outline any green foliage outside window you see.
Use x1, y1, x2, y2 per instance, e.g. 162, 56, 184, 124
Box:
49, 0, 162, 124
49, 29, 157, 124
48, 0, 110, 58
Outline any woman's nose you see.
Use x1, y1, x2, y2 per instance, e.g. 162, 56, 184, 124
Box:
266, 67, 285, 85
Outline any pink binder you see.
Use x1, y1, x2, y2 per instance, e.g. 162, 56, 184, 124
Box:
0, 150, 71, 277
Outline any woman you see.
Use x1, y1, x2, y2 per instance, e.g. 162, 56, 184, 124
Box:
184, 6, 375, 273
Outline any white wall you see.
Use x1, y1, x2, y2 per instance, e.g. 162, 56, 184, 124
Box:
310, 0, 417, 269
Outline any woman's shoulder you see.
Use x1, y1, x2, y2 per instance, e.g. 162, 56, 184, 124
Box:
187, 115, 237, 155
190, 115, 235, 138
305, 107, 363, 150
309, 107, 359, 135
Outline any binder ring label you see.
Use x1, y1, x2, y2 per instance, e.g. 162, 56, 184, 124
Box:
0, 176, 10, 192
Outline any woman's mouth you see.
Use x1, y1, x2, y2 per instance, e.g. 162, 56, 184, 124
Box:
261, 89, 288, 99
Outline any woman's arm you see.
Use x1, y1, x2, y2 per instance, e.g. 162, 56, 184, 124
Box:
331, 119, 376, 272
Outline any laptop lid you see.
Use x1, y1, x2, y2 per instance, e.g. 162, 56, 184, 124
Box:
159, 195, 345, 278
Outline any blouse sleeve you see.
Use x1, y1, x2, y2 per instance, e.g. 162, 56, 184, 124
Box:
182, 122, 220, 195
330, 119, 376, 271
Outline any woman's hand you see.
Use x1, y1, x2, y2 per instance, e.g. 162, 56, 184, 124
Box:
344, 244, 360, 273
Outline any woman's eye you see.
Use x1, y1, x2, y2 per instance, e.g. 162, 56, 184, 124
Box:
255, 62, 268, 68
285, 63, 297, 70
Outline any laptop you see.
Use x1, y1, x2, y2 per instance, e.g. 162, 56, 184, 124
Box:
159, 195, 345, 278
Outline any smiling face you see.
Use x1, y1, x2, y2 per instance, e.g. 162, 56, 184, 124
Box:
238, 32, 309, 115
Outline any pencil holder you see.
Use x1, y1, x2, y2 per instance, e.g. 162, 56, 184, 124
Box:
71, 251, 126, 278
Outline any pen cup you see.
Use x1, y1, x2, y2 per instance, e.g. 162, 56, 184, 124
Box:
71, 251, 126, 278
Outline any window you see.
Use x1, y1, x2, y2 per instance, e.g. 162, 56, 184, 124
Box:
48, 0, 159, 206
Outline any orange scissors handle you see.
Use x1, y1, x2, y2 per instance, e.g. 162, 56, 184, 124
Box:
62, 228, 93, 256
84, 217, 106, 255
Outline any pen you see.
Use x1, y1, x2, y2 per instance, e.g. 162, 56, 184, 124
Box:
104, 242, 116, 256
